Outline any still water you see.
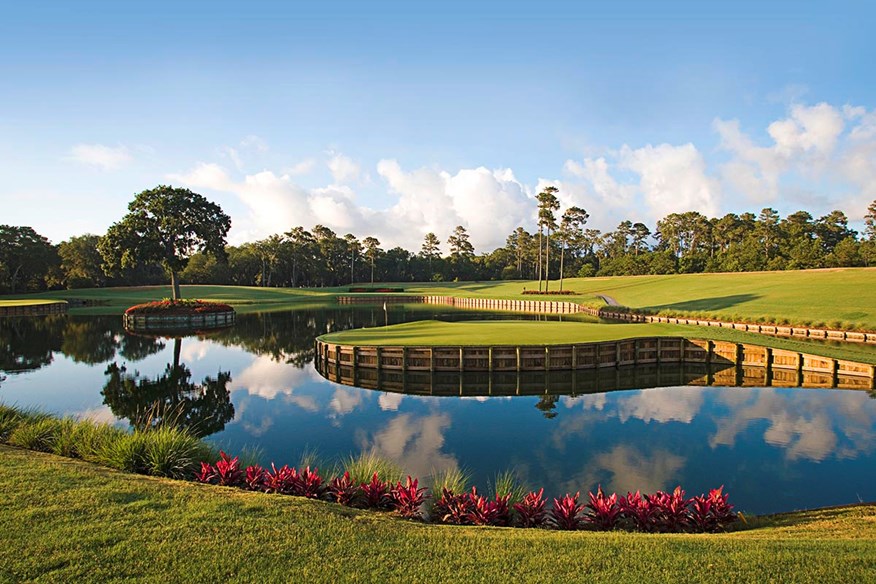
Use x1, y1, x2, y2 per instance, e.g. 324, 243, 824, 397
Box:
2, 305, 874, 515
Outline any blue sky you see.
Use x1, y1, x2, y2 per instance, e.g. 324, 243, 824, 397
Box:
1, 0, 874, 250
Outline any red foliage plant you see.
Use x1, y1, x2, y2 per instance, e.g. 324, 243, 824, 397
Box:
125, 299, 233, 315
262, 463, 298, 495
213, 451, 244, 487
391, 476, 427, 519
244, 465, 265, 491
195, 461, 216, 484
688, 486, 737, 533
550, 492, 586, 530
360, 473, 395, 510
648, 486, 691, 533
292, 466, 325, 499
434, 488, 475, 525
513, 488, 547, 528
328, 471, 360, 506
585, 486, 622, 530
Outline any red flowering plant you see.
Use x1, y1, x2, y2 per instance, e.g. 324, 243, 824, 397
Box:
125, 299, 233, 315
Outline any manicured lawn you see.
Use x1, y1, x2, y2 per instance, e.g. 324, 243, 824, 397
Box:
0, 445, 873, 583
0, 299, 66, 307
320, 320, 876, 364
402, 268, 876, 330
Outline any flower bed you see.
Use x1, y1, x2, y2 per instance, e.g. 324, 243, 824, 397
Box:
521, 290, 578, 295
197, 451, 738, 533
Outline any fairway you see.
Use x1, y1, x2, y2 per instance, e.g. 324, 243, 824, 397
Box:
402, 268, 876, 330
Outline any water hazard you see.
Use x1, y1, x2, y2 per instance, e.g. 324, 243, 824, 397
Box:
2, 305, 875, 515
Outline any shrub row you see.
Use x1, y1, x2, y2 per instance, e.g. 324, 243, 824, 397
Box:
197, 452, 737, 533
521, 290, 578, 296
348, 287, 405, 293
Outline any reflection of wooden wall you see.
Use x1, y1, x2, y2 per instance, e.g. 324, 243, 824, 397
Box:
0, 302, 67, 317
316, 337, 875, 392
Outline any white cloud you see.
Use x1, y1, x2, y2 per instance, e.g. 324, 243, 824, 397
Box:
379, 392, 404, 411
69, 143, 132, 170
327, 153, 361, 184
285, 158, 317, 176
618, 143, 721, 218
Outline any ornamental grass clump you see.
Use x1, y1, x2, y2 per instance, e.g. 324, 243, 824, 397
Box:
142, 426, 210, 479
8, 417, 64, 453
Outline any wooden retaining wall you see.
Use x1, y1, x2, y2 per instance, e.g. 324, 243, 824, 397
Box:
315, 337, 875, 391
0, 302, 68, 317
586, 308, 876, 345
123, 310, 236, 331
335, 294, 876, 344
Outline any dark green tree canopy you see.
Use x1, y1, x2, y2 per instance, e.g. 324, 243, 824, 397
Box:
99, 185, 231, 299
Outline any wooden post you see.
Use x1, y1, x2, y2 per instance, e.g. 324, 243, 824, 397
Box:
459, 347, 464, 372
429, 347, 435, 372
488, 347, 493, 372
516, 346, 521, 371
545, 346, 550, 371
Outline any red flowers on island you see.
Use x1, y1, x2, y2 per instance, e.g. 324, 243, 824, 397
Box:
195, 452, 738, 533
124, 299, 233, 315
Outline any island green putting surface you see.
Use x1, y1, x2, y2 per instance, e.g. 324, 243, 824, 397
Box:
320, 320, 876, 363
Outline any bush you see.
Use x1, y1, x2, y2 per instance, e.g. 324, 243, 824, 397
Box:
8, 418, 64, 452
143, 427, 211, 479
99, 432, 148, 474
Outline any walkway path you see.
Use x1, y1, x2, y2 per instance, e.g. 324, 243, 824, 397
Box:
598, 294, 620, 306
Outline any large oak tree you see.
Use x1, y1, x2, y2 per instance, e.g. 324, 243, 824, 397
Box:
99, 186, 231, 300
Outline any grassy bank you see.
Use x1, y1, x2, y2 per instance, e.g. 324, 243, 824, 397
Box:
3, 268, 875, 327
320, 320, 876, 364
0, 444, 873, 583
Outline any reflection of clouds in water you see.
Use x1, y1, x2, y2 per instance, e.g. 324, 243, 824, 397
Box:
569, 444, 686, 495
710, 389, 876, 462
180, 340, 211, 362
562, 393, 607, 412
329, 388, 363, 416
73, 405, 121, 426
562, 387, 704, 423
360, 413, 457, 479
229, 355, 322, 400
378, 392, 404, 411
616, 387, 704, 424
240, 415, 274, 438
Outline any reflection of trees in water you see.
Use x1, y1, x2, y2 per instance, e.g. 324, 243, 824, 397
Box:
102, 337, 233, 438
0, 315, 64, 373
536, 395, 559, 419
0, 315, 169, 376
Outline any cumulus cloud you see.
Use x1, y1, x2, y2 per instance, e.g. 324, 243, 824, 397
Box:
714, 102, 876, 214
172, 158, 533, 251
69, 143, 132, 170
327, 153, 362, 184
563, 143, 720, 225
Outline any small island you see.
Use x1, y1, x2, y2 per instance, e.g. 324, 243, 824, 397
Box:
122, 299, 236, 332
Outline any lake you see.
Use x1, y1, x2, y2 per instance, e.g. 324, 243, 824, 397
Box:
2, 304, 874, 515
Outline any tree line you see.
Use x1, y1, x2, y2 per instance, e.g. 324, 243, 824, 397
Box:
1, 185, 875, 294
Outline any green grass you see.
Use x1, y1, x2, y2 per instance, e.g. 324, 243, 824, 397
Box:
400, 268, 876, 330
319, 320, 876, 364
3, 285, 340, 314
0, 445, 874, 583
4, 268, 875, 326
0, 298, 66, 307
